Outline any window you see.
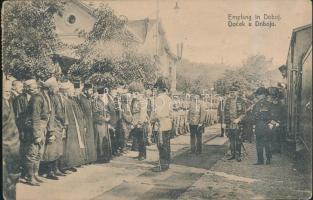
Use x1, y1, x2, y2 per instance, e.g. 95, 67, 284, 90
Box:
67, 15, 76, 24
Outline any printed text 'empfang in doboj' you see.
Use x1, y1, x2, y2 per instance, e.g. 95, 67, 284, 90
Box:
227, 14, 281, 27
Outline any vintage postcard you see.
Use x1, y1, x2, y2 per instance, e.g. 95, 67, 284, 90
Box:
2, 0, 312, 200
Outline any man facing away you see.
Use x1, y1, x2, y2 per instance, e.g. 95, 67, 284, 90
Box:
150, 77, 173, 172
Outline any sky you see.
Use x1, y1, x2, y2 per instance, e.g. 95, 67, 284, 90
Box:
84, 0, 312, 68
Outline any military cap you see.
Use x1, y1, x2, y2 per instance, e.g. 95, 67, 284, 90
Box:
43, 77, 58, 89
278, 65, 287, 72
12, 80, 23, 87
229, 86, 239, 92
97, 86, 105, 94
24, 79, 37, 87
254, 87, 268, 96
154, 76, 169, 91
83, 82, 93, 90
59, 81, 71, 91
73, 80, 81, 89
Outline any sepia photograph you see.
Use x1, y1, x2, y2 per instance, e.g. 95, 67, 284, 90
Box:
2, 0, 312, 199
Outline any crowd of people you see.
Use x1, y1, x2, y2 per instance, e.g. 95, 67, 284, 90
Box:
3, 71, 287, 200
3, 75, 219, 200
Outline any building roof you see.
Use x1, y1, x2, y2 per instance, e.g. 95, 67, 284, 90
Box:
72, 0, 177, 60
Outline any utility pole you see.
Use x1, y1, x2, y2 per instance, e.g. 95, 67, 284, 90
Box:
155, 0, 159, 57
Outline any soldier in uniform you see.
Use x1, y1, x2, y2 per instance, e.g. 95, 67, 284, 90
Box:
217, 96, 225, 137
151, 77, 173, 172
251, 87, 278, 165
40, 77, 65, 180
224, 86, 246, 162
188, 95, 206, 154
3, 78, 20, 200
76, 82, 97, 164
92, 86, 114, 163
23, 79, 49, 186
12, 82, 30, 180
267, 87, 285, 154
116, 94, 133, 153
178, 97, 186, 135
131, 94, 149, 160
182, 96, 190, 134
172, 95, 180, 136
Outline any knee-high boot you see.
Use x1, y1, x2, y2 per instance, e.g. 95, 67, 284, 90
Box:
33, 161, 43, 183
24, 163, 39, 186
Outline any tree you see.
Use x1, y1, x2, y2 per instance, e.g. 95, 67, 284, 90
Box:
70, 5, 157, 87
214, 54, 274, 95
2, 0, 65, 80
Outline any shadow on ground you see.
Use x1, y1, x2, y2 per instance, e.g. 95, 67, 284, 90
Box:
92, 143, 228, 200
172, 144, 228, 170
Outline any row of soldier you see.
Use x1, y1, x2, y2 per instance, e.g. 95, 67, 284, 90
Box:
3, 76, 219, 200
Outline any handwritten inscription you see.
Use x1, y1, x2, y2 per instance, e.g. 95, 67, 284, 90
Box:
227, 14, 281, 28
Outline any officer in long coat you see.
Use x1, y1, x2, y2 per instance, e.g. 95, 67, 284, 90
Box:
92, 86, 114, 163
76, 82, 97, 164
251, 87, 277, 165
224, 86, 246, 162
23, 79, 49, 186
267, 87, 285, 154
58, 82, 87, 171
41, 77, 65, 180
12, 83, 29, 180
188, 95, 206, 154
3, 79, 20, 200
150, 77, 173, 172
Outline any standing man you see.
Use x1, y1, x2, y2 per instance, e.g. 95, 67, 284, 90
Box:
251, 87, 276, 165
267, 87, 284, 154
12, 82, 29, 181
3, 78, 20, 200
76, 82, 97, 164
116, 94, 133, 154
23, 79, 48, 186
151, 77, 173, 172
224, 86, 246, 162
41, 77, 65, 180
217, 96, 225, 137
92, 86, 113, 163
188, 95, 206, 154
131, 93, 149, 160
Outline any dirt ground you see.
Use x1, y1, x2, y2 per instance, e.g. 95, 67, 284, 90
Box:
16, 125, 312, 200
178, 141, 312, 200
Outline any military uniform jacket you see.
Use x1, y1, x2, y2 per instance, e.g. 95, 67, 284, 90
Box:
224, 96, 246, 129
131, 97, 148, 128
92, 96, 112, 124
12, 93, 29, 137
251, 99, 273, 135
2, 99, 20, 157
151, 93, 173, 132
24, 92, 49, 142
188, 101, 206, 125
